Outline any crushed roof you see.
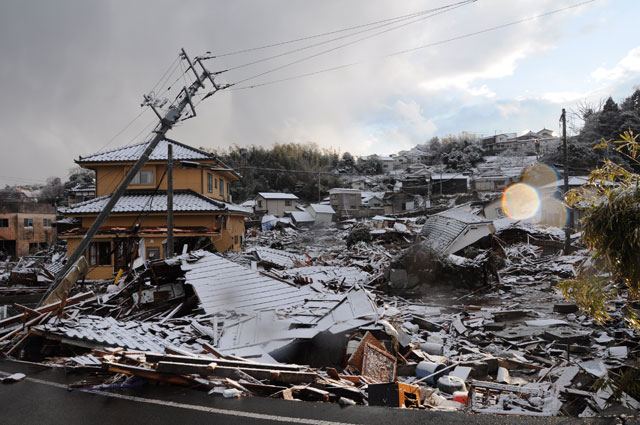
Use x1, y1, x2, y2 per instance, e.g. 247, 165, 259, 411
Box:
287, 211, 315, 223
181, 251, 311, 314
308, 203, 335, 214
59, 190, 251, 215
421, 209, 492, 253
256, 192, 299, 200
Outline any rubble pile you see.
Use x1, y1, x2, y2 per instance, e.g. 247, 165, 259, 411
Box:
1, 217, 639, 418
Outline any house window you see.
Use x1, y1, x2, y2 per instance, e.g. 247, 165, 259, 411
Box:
227, 183, 230, 200
234, 235, 239, 244
285, 200, 292, 206
88, 241, 111, 266
131, 170, 154, 185
207, 173, 213, 193
24, 218, 33, 227
219, 178, 224, 196
43, 218, 52, 227
257, 200, 263, 208
0, 219, 8, 228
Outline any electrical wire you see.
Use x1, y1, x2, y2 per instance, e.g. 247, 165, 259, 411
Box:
209, 1, 477, 59
227, 0, 598, 91
229, 1, 474, 86
223, 0, 476, 72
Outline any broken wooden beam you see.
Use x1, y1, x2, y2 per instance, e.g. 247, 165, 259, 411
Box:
0, 291, 94, 329
155, 361, 317, 384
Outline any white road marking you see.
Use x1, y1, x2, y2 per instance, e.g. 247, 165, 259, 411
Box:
0, 370, 356, 425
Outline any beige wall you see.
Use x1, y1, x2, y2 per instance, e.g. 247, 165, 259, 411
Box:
92, 161, 237, 202
0, 212, 56, 258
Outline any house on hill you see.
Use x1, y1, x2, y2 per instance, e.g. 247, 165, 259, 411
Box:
59, 139, 250, 280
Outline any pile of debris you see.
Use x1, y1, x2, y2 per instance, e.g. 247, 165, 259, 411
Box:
1, 212, 638, 418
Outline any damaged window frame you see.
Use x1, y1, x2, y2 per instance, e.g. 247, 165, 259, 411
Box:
87, 241, 112, 266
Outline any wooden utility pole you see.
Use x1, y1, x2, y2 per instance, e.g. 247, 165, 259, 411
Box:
40, 49, 222, 306
561, 108, 571, 254
167, 142, 174, 257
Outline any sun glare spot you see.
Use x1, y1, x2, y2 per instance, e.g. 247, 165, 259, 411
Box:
502, 183, 541, 220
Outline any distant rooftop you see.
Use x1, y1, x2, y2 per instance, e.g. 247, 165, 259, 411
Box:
256, 192, 299, 200
308, 203, 335, 214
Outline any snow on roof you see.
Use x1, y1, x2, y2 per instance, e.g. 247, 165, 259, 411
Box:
372, 215, 395, 221
329, 188, 361, 194
431, 173, 469, 180
309, 203, 335, 214
60, 190, 251, 215
257, 192, 299, 200
77, 139, 217, 163
361, 191, 385, 202
422, 208, 493, 253
540, 176, 593, 190
437, 208, 492, 224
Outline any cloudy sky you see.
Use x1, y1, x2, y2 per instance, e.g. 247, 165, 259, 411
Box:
1, 0, 639, 187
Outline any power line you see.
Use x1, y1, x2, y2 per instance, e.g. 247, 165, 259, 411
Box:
228, 0, 475, 86
222, 1, 476, 73
227, 0, 598, 91
387, 0, 597, 57
208, 1, 477, 59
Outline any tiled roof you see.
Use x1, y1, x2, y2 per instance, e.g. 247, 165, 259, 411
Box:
256, 192, 299, 200
59, 190, 251, 215
421, 209, 492, 253
77, 139, 216, 163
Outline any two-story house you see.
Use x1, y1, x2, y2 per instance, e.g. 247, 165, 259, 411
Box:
253, 192, 299, 217
59, 139, 250, 280
329, 188, 362, 218
0, 202, 56, 259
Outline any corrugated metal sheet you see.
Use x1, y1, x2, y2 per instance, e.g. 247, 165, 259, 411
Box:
253, 247, 307, 269
182, 251, 311, 315
77, 139, 216, 163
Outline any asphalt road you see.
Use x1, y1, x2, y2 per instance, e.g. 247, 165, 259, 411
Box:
0, 359, 636, 425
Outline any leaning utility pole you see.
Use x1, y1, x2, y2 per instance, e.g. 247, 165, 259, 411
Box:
167, 142, 174, 257
40, 49, 223, 306
561, 108, 572, 254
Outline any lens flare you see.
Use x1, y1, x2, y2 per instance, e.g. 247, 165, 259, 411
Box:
502, 183, 541, 220
522, 163, 560, 189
